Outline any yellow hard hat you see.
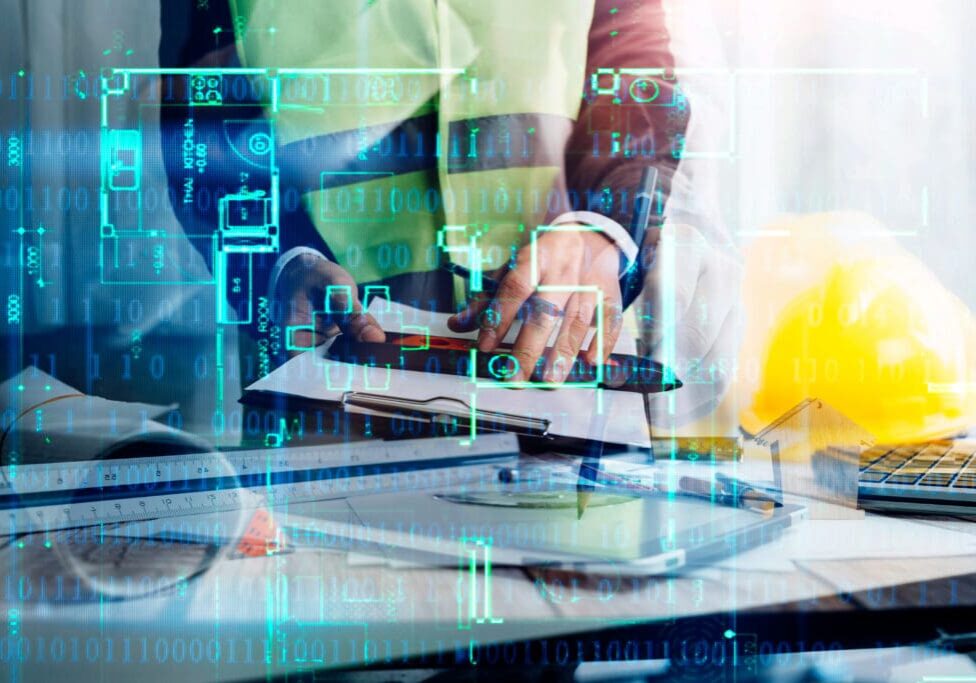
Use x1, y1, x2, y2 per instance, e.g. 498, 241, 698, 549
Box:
739, 212, 976, 443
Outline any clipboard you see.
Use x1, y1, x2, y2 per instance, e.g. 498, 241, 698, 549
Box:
326, 334, 681, 395
243, 329, 672, 447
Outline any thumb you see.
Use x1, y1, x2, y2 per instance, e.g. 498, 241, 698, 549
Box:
344, 309, 386, 343
326, 287, 385, 343
448, 292, 492, 333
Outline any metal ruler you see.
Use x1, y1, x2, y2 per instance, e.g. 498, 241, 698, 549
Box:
0, 433, 519, 534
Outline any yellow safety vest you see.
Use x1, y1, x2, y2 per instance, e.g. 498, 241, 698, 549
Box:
229, 0, 595, 304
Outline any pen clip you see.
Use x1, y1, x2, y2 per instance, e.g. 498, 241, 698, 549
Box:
715, 472, 782, 510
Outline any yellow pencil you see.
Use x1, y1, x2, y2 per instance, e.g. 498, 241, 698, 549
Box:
576, 490, 592, 520
576, 457, 600, 519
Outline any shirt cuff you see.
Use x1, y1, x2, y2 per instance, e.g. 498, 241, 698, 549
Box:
267, 246, 329, 324
550, 211, 639, 270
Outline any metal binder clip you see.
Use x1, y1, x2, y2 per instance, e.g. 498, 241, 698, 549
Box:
341, 392, 551, 437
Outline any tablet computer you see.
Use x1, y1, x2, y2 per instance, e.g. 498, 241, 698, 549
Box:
286, 482, 805, 576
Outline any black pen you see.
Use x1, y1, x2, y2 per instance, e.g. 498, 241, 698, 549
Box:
677, 474, 779, 513
621, 166, 658, 279
630, 167, 658, 253
442, 262, 564, 318
715, 472, 780, 513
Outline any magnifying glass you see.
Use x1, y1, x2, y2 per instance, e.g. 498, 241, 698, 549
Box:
50, 427, 252, 602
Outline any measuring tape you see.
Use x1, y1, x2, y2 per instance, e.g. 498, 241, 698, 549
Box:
0, 433, 518, 534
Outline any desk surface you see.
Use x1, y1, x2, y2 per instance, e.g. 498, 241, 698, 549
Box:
2, 504, 974, 682
3, 424, 975, 680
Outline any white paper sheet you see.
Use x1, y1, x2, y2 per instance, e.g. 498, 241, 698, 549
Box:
714, 514, 976, 572
245, 301, 650, 445
245, 347, 650, 446
0, 367, 191, 465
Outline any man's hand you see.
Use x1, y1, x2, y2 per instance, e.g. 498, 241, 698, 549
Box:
641, 223, 741, 424
447, 229, 623, 382
277, 253, 385, 357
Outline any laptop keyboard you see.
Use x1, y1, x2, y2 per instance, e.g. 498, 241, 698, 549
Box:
858, 442, 976, 488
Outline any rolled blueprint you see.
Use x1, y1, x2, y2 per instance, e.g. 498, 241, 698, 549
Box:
0, 367, 205, 465
0, 368, 252, 601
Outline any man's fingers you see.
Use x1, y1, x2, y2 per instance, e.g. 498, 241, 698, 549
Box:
586, 294, 624, 366
696, 241, 740, 340
672, 244, 737, 362
641, 224, 704, 353
345, 311, 386, 343
286, 326, 333, 358
287, 307, 382, 356
447, 290, 493, 333
284, 300, 337, 357
476, 266, 536, 352
321, 283, 356, 328
641, 224, 741, 373
283, 286, 326, 357
544, 294, 591, 383
508, 291, 567, 381
650, 306, 737, 426
329, 293, 386, 342
274, 253, 388, 353
314, 277, 387, 342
